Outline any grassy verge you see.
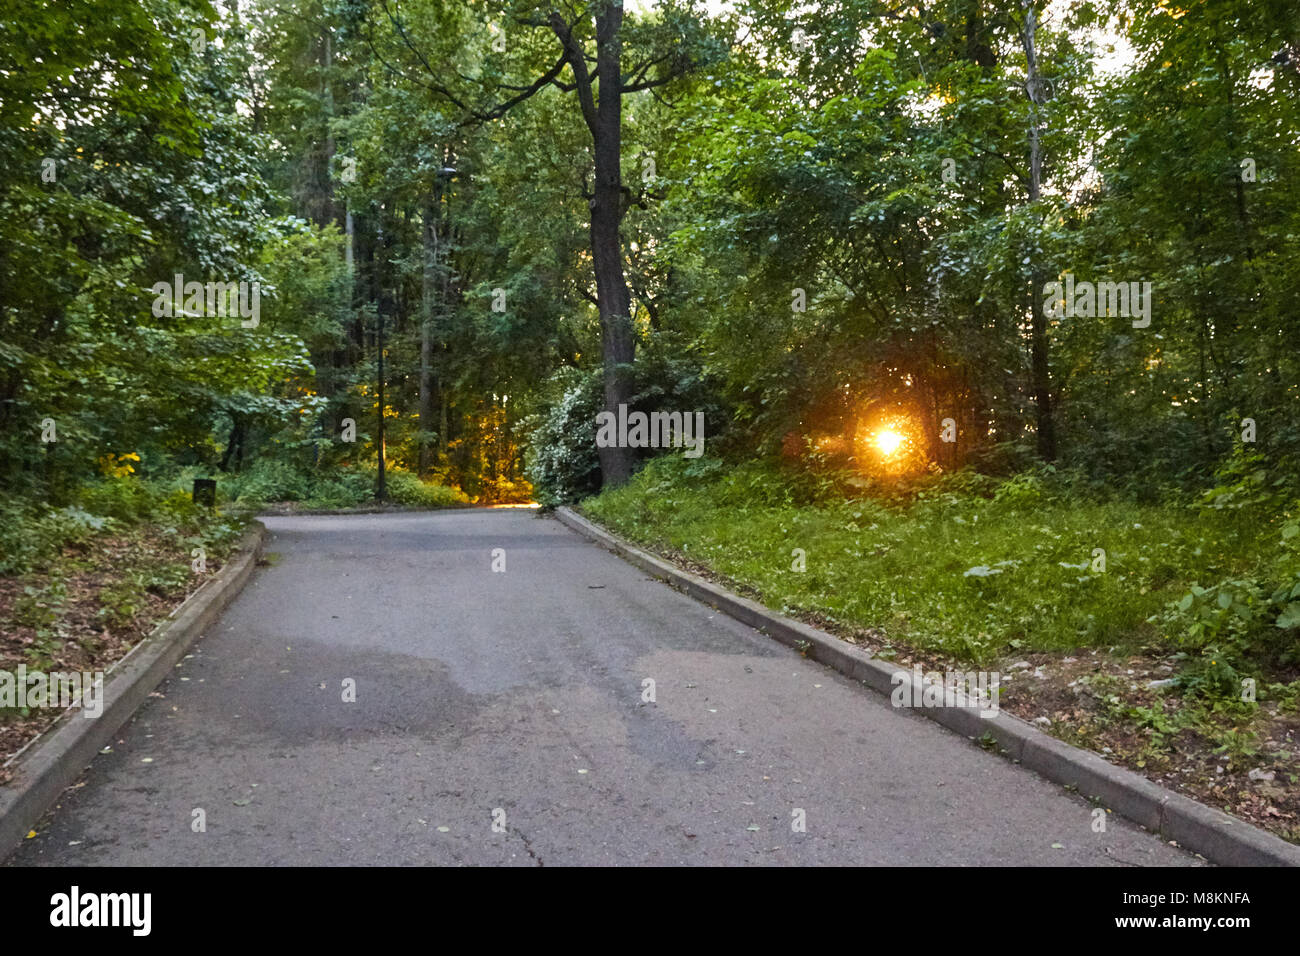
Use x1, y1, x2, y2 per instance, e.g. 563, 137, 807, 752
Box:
581, 456, 1300, 843
0, 480, 250, 771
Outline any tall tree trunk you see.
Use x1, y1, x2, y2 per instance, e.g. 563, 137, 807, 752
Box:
419, 189, 436, 476
589, 2, 637, 487
321, 27, 336, 227
1021, 2, 1057, 461
552, 3, 638, 489
439, 392, 449, 457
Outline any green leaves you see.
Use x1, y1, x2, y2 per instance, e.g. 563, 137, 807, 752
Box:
1276, 603, 1300, 630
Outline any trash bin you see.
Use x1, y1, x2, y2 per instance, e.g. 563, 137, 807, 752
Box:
192, 478, 217, 509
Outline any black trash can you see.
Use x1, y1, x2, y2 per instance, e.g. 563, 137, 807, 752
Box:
192, 478, 217, 509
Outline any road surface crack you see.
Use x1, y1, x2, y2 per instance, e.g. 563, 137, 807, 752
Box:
514, 826, 544, 867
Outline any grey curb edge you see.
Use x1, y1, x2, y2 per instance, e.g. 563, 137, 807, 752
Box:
0, 521, 267, 863
256, 504, 477, 517
555, 505, 1300, 867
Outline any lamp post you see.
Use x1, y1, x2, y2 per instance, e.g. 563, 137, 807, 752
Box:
376, 206, 388, 502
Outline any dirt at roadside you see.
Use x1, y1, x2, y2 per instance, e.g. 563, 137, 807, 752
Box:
0, 527, 240, 777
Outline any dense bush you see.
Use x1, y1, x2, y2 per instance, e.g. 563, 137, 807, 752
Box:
378, 467, 469, 508
524, 354, 730, 507
523, 367, 604, 508
225, 459, 317, 505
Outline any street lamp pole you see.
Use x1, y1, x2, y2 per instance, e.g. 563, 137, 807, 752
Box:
376, 209, 387, 502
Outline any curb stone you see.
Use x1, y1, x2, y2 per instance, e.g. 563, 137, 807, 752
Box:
0, 521, 267, 862
555, 506, 1300, 867
255, 504, 478, 517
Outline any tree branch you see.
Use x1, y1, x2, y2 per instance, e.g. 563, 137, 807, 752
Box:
548, 11, 600, 138
468, 55, 569, 126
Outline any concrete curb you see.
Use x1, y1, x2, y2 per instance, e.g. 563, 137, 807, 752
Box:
0, 521, 267, 862
255, 504, 477, 517
555, 506, 1300, 867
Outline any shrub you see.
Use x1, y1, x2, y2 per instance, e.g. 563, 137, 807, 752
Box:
523, 367, 604, 507
300, 468, 372, 508
226, 459, 313, 505
377, 468, 469, 508
524, 356, 729, 507
992, 470, 1048, 505
76, 476, 154, 521
1157, 512, 1300, 693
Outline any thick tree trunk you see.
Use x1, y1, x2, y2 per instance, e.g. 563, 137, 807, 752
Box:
589, 2, 637, 488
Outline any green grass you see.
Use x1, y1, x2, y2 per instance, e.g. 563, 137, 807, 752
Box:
583, 457, 1282, 670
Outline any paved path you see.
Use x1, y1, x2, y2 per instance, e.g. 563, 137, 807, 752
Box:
10, 510, 1199, 866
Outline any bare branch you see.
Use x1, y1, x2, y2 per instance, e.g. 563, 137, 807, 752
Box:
621, 49, 675, 90
622, 73, 679, 94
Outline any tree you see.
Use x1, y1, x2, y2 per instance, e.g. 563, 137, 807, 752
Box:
364, 0, 722, 487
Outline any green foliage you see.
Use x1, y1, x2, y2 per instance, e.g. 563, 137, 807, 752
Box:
991, 471, 1049, 507
228, 458, 367, 508
1156, 512, 1300, 692
1201, 448, 1294, 513
378, 468, 469, 509
76, 477, 159, 523
14, 578, 68, 633
524, 352, 728, 507
96, 560, 193, 632
0, 496, 111, 576
523, 367, 604, 508
222, 457, 466, 509
227, 459, 317, 505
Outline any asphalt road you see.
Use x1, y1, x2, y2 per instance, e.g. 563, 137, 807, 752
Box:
10, 509, 1200, 866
